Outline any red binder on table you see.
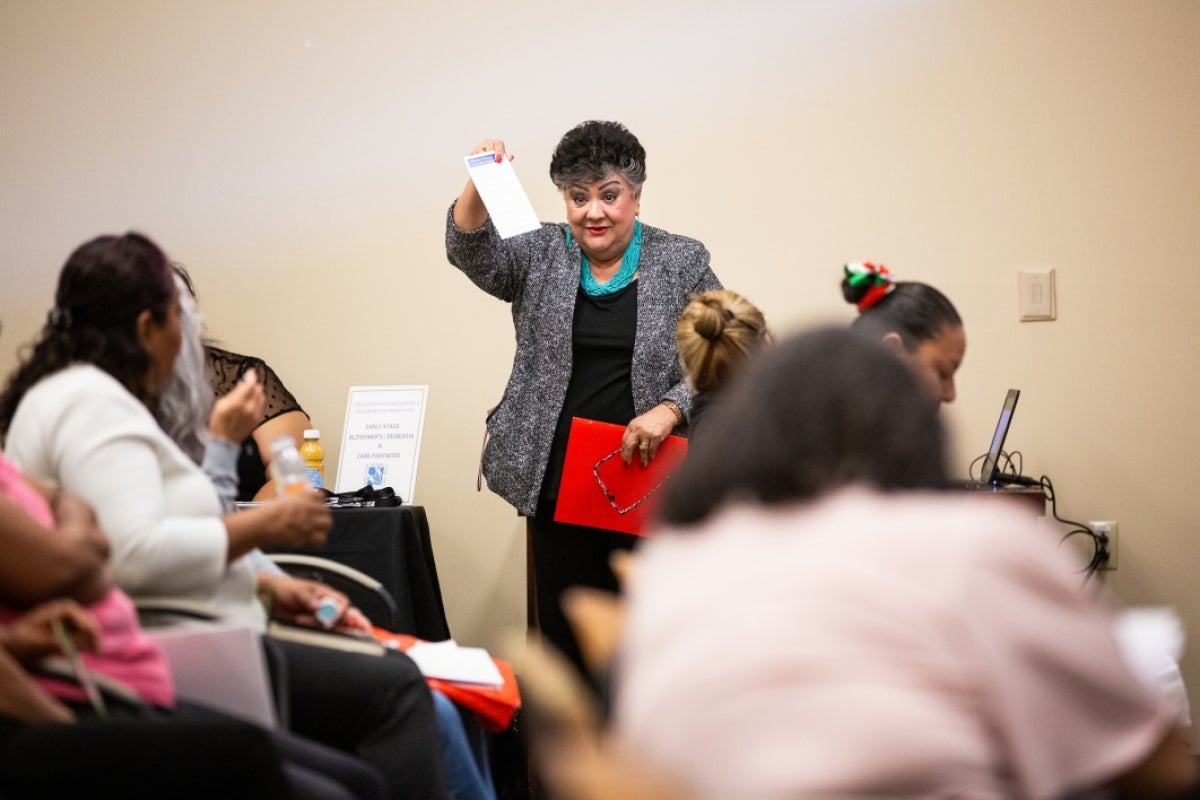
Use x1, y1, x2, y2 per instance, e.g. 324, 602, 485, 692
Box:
553, 417, 688, 536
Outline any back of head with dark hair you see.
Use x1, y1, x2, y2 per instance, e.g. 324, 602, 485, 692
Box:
655, 327, 947, 527
842, 277, 962, 352
549, 120, 647, 190
0, 233, 175, 436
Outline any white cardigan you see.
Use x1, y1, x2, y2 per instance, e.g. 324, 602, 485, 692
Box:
5, 364, 265, 629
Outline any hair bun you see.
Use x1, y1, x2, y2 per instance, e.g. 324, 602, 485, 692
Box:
694, 297, 729, 341
841, 261, 896, 313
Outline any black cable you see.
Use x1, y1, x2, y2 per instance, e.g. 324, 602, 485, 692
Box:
998, 450, 1023, 480
967, 448, 1109, 582
1038, 473, 1108, 583
967, 453, 987, 482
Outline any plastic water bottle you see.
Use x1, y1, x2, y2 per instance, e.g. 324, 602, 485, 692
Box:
269, 435, 310, 496
315, 596, 339, 629
300, 429, 325, 490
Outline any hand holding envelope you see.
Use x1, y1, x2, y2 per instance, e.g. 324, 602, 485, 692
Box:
462, 140, 541, 239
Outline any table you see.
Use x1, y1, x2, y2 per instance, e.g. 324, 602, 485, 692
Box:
960, 484, 1047, 517
268, 505, 451, 641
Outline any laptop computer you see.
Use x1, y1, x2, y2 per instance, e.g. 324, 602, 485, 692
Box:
953, 388, 1020, 488
979, 388, 1020, 484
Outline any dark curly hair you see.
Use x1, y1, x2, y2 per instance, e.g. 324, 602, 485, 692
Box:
549, 120, 646, 190
842, 278, 961, 352
0, 232, 176, 437
655, 327, 946, 527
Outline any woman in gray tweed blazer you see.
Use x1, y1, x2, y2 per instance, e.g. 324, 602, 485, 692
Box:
445, 120, 721, 675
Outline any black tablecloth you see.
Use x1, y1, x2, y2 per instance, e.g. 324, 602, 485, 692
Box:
268, 505, 451, 641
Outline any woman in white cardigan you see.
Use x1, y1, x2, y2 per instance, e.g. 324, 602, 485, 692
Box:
0, 232, 458, 800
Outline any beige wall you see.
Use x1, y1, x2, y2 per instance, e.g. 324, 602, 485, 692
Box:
3, 1, 1198, 727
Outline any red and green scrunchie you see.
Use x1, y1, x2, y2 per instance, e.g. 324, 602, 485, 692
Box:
844, 261, 896, 312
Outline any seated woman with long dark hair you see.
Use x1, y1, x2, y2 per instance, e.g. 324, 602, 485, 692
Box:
0, 233, 464, 800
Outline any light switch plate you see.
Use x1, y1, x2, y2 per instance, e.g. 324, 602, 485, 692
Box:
1018, 268, 1056, 321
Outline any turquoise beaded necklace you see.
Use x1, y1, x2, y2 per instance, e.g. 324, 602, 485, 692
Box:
567, 220, 643, 297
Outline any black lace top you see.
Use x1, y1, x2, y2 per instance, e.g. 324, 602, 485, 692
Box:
204, 345, 306, 500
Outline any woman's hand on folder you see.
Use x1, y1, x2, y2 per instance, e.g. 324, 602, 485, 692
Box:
621, 405, 678, 466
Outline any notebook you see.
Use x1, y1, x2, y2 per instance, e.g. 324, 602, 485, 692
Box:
959, 388, 1020, 487
149, 623, 278, 729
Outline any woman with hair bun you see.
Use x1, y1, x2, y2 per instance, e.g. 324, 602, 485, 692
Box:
675, 289, 770, 435
841, 261, 965, 406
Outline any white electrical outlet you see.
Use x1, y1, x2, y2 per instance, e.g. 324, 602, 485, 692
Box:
1090, 521, 1118, 570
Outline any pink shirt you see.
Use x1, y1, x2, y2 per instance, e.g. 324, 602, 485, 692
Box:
0, 454, 174, 707
616, 489, 1173, 800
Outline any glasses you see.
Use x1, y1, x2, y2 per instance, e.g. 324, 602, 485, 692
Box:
592, 448, 673, 515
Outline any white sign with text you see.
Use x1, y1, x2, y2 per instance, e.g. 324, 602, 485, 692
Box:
336, 385, 428, 502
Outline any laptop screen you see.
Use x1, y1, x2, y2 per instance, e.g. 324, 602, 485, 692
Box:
979, 389, 1020, 484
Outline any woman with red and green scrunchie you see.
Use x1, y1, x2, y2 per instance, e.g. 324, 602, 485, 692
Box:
841, 261, 965, 407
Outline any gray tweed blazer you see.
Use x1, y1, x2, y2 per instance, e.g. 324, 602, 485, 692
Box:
446, 203, 722, 516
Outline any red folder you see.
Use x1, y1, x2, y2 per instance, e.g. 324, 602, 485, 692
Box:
553, 417, 687, 536
372, 630, 520, 733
